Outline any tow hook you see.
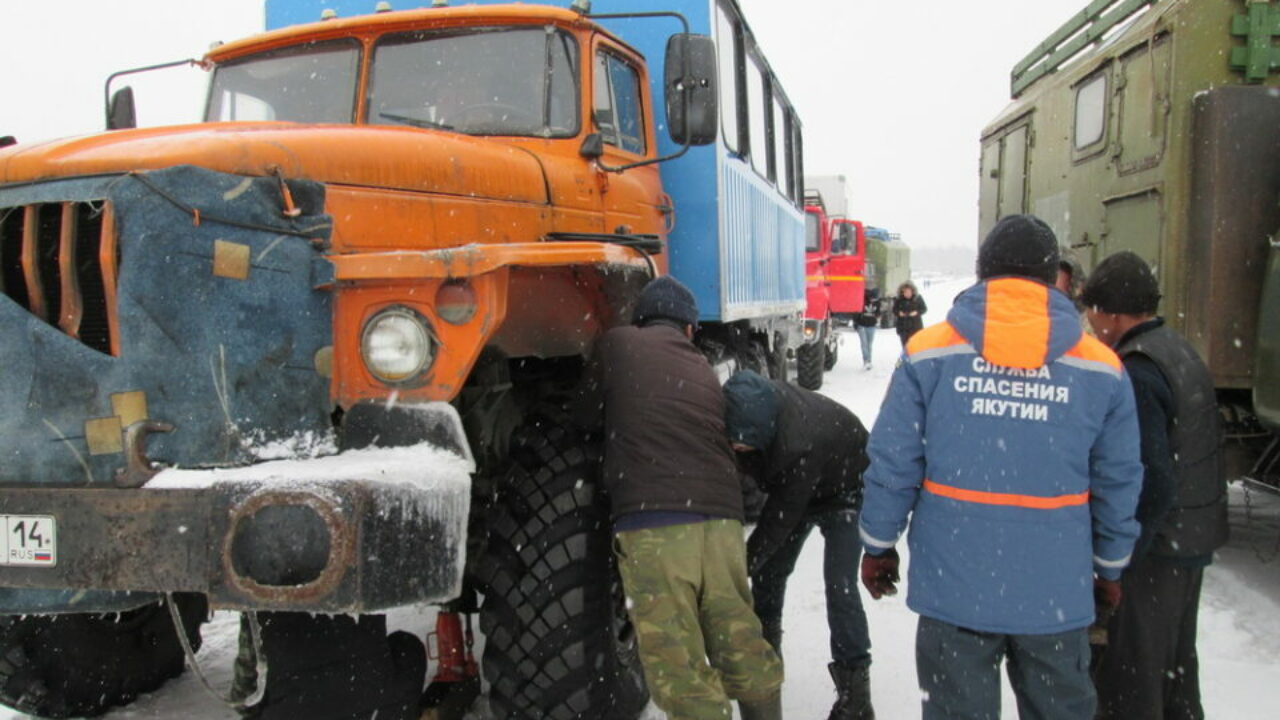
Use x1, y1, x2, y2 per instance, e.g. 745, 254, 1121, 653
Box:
114, 420, 175, 488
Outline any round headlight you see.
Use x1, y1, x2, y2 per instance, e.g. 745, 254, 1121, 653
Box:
361, 307, 434, 384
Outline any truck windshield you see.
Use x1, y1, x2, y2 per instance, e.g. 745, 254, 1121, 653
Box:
206, 40, 361, 123
368, 26, 579, 137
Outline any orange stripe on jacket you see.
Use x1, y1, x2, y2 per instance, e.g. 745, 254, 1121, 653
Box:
1064, 333, 1124, 372
982, 278, 1050, 369
923, 479, 1089, 510
905, 322, 968, 355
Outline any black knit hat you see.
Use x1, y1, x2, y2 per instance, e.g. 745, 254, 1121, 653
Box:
723, 370, 780, 450
1080, 251, 1161, 315
633, 276, 699, 327
977, 214, 1060, 284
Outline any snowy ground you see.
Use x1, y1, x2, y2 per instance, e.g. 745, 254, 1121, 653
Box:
5, 275, 1280, 719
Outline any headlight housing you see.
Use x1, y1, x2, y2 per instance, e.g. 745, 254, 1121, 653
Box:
360, 307, 434, 384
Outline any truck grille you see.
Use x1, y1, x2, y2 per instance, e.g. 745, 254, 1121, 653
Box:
0, 201, 119, 355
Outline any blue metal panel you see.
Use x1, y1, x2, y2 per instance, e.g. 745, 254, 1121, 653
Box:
268, 0, 391, 29
266, 0, 584, 29
0, 167, 334, 487
718, 159, 804, 320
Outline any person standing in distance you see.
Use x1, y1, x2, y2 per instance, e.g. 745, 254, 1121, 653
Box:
853, 288, 882, 370
858, 214, 1143, 720
892, 281, 926, 348
722, 369, 875, 720
1082, 251, 1228, 720
578, 276, 785, 720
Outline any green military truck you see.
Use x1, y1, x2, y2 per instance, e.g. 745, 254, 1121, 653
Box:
979, 0, 1280, 486
864, 226, 910, 328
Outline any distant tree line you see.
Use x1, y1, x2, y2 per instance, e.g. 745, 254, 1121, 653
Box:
912, 245, 977, 278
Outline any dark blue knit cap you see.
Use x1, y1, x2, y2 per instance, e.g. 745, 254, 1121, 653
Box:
978, 214, 1060, 284
723, 370, 780, 450
633, 276, 699, 327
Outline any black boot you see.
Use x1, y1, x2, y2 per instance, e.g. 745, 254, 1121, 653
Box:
739, 690, 783, 720
827, 661, 874, 720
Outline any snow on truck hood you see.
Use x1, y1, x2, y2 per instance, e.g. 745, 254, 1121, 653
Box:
0, 122, 549, 205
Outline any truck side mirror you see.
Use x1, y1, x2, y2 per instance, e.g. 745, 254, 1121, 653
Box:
579, 132, 604, 159
664, 34, 717, 146
108, 87, 137, 130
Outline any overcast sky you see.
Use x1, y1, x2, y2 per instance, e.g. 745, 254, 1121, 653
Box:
1, 0, 1093, 250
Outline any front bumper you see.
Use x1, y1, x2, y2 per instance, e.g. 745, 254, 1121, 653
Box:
0, 448, 470, 614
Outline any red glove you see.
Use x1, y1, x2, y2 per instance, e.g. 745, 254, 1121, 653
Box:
860, 548, 900, 600
1094, 577, 1122, 615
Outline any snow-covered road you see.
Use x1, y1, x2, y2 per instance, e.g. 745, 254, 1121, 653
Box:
5, 275, 1279, 720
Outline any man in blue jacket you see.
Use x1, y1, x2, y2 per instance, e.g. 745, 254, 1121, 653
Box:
858, 214, 1143, 719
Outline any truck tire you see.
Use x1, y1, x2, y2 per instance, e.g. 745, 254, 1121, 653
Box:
797, 340, 825, 390
0, 594, 206, 718
824, 334, 839, 371
476, 408, 647, 720
767, 335, 792, 384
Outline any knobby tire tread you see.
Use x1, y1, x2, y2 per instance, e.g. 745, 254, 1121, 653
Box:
797, 340, 825, 390
477, 407, 647, 720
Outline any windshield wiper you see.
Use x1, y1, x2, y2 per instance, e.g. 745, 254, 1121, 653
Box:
378, 111, 454, 131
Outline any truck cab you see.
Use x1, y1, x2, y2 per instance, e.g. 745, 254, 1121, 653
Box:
827, 217, 866, 320
800, 196, 839, 388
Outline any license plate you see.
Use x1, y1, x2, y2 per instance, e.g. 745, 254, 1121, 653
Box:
1, 515, 57, 567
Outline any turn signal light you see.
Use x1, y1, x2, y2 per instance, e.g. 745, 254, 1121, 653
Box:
435, 281, 477, 325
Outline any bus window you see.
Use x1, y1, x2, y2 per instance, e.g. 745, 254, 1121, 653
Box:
746, 54, 768, 177
774, 97, 789, 194
715, 4, 741, 154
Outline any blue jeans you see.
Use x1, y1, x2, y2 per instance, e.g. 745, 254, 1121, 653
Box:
916, 615, 1095, 720
855, 325, 876, 365
750, 509, 871, 666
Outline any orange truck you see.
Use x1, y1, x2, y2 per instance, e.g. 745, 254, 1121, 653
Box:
0, 1, 807, 718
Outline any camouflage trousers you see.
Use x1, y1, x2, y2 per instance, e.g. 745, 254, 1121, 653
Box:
614, 518, 784, 720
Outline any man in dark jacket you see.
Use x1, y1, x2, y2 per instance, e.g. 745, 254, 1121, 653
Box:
1082, 251, 1228, 720
723, 370, 873, 720
583, 276, 784, 720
